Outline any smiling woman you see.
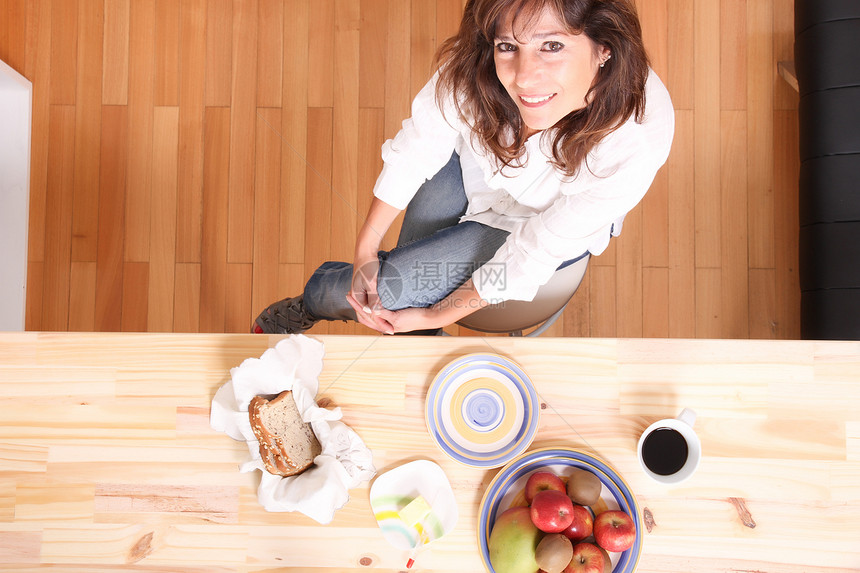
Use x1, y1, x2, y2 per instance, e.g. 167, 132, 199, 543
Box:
254, 0, 674, 337
493, 22, 608, 137
435, 0, 651, 177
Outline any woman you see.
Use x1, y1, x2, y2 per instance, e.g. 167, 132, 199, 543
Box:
254, 0, 674, 335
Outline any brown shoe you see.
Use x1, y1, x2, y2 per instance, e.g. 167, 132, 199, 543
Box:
252, 295, 319, 334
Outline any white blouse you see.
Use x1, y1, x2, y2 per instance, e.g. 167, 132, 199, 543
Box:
372, 69, 675, 302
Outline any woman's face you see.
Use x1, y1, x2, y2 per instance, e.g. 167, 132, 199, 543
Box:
493, 6, 609, 136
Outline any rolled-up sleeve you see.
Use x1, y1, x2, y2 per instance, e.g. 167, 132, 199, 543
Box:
372, 75, 462, 210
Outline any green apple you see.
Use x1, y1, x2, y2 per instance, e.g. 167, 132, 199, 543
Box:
488, 507, 542, 573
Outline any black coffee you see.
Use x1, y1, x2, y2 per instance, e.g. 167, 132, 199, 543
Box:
642, 427, 689, 476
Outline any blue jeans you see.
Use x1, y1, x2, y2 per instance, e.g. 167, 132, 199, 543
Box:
303, 153, 510, 323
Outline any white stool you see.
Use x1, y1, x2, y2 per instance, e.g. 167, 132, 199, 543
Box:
456, 254, 590, 336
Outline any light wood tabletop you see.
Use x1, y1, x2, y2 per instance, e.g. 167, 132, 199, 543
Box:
1, 332, 858, 572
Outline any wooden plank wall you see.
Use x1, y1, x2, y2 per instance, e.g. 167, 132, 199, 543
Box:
1, 0, 799, 338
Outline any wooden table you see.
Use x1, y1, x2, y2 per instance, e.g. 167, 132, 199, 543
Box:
1, 332, 859, 572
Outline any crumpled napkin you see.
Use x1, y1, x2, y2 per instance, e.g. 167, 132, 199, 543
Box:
210, 334, 376, 524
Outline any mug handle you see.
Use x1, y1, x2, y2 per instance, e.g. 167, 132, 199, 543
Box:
677, 407, 696, 428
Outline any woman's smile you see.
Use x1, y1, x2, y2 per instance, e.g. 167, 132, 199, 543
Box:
519, 93, 556, 106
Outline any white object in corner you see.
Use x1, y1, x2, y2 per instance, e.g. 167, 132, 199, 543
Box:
0, 58, 32, 331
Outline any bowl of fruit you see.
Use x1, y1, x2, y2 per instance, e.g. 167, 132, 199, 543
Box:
478, 447, 642, 573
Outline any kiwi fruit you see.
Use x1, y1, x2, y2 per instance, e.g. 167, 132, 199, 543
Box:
598, 545, 612, 573
566, 469, 602, 506
534, 533, 573, 573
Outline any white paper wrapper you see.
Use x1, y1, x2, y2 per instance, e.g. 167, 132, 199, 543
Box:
210, 335, 376, 524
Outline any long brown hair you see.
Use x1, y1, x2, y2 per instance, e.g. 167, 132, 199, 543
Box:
435, 0, 650, 177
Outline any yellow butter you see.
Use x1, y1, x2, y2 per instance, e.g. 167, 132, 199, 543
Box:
398, 495, 432, 526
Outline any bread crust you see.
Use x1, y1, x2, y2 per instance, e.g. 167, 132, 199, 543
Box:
249, 391, 320, 477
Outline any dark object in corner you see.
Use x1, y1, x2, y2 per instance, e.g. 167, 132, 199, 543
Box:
795, 0, 860, 340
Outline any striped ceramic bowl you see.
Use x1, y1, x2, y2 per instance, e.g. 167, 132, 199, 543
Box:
478, 447, 643, 573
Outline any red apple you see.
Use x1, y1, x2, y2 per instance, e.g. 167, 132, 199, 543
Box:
593, 510, 636, 552
562, 542, 605, 573
525, 471, 567, 504
561, 504, 593, 542
530, 489, 574, 533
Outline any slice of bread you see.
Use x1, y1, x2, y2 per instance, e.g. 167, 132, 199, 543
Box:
249, 391, 321, 477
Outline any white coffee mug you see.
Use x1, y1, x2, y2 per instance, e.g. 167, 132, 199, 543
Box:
637, 408, 701, 484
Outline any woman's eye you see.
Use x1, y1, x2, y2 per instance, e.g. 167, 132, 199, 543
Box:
495, 42, 516, 53
543, 41, 564, 52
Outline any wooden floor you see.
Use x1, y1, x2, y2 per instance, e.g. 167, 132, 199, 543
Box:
1, 0, 800, 338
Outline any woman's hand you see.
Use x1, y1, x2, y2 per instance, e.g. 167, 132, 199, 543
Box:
374, 305, 443, 333
346, 291, 396, 333
348, 197, 403, 332
347, 252, 397, 334
349, 251, 380, 314
344, 296, 443, 334
347, 278, 489, 334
